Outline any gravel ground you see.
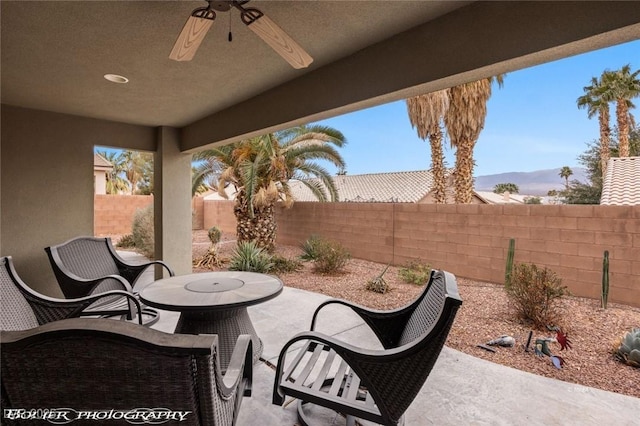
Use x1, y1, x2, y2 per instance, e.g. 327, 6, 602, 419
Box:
191, 230, 640, 398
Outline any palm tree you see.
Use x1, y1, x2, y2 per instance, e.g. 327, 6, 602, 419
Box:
577, 75, 612, 178
559, 166, 573, 189
406, 89, 450, 203
444, 75, 504, 203
195, 125, 346, 251
96, 150, 129, 194
493, 183, 519, 194
123, 151, 153, 195
602, 65, 640, 157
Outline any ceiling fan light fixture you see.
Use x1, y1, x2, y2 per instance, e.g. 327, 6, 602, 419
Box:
104, 74, 129, 84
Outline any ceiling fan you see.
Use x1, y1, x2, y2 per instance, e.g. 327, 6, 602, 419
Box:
169, 0, 313, 69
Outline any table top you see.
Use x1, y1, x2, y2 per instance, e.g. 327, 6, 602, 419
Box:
139, 271, 283, 312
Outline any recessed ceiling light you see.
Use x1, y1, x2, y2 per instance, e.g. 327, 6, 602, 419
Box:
104, 74, 129, 84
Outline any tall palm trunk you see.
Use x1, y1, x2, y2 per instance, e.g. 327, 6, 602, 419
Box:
430, 127, 447, 203
616, 99, 630, 157
445, 79, 493, 204
598, 107, 611, 177
406, 90, 449, 204
453, 140, 475, 203
234, 191, 277, 252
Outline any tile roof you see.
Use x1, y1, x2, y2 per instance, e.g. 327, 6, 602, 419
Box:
474, 191, 541, 204
289, 170, 439, 203
600, 156, 640, 205
93, 153, 112, 170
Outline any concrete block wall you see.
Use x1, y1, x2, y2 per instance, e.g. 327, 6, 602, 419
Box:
197, 200, 640, 307
94, 194, 153, 236
275, 203, 640, 308
192, 196, 204, 230
203, 200, 237, 233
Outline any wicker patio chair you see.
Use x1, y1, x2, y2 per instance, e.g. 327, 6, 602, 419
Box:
272, 269, 462, 426
1, 255, 143, 331
45, 236, 175, 325
1, 318, 253, 426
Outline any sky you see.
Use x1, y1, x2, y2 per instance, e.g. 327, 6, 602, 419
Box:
313, 38, 640, 177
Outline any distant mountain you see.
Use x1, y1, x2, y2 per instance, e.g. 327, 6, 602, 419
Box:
474, 168, 588, 196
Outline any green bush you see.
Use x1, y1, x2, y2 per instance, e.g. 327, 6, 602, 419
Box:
505, 263, 568, 329
115, 234, 136, 248
270, 255, 303, 274
312, 239, 350, 274
228, 241, 274, 273
132, 205, 154, 258
399, 260, 431, 285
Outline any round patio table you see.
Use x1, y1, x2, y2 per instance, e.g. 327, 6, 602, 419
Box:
139, 271, 283, 370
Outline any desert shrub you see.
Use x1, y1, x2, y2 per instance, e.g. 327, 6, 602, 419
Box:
116, 234, 136, 248
313, 239, 350, 274
300, 234, 324, 261
366, 264, 390, 294
270, 255, 303, 274
132, 205, 154, 258
208, 226, 222, 244
505, 263, 568, 328
399, 260, 431, 285
228, 241, 273, 273
193, 226, 223, 270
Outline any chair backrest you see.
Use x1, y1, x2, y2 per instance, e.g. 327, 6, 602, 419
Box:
50, 237, 121, 278
397, 270, 450, 346
46, 237, 124, 298
362, 270, 462, 423
0, 257, 39, 331
1, 319, 235, 426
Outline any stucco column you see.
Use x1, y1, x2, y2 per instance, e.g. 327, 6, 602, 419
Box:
155, 127, 192, 278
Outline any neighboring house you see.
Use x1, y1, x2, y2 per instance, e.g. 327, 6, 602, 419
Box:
475, 191, 545, 205
93, 153, 113, 195
286, 170, 488, 204
600, 156, 640, 205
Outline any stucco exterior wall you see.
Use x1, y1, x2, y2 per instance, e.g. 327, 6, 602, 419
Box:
0, 105, 156, 296
203, 200, 639, 307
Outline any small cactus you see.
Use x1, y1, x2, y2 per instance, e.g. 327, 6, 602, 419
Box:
614, 328, 640, 368
505, 238, 516, 289
601, 250, 609, 309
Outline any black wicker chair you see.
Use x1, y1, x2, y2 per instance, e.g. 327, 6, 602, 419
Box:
1, 255, 143, 331
1, 318, 252, 426
272, 269, 462, 426
45, 236, 175, 325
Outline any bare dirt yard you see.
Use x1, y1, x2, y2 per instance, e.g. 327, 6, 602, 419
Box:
191, 230, 640, 399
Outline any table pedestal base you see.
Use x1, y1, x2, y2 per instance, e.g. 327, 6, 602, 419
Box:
176, 307, 262, 371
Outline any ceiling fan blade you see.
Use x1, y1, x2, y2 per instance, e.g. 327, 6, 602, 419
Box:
245, 14, 313, 69
170, 10, 215, 62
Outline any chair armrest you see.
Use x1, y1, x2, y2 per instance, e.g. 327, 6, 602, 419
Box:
22, 288, 143, 325
116, 260, 175, 288
273, 330, 392, 406
311, 299, 414, 349
77, 290, 144, 325
218, 334, 253, 398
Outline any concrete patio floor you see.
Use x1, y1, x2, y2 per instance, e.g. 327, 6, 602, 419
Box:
127, 253, 639, 425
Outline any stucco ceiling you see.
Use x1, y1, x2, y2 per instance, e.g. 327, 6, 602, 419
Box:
1, 0, 471, 128
2, 1, 640, 151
